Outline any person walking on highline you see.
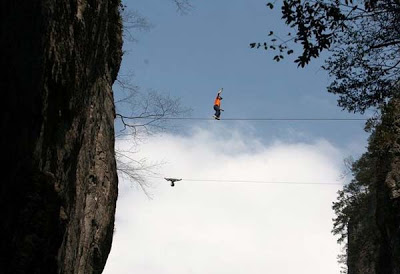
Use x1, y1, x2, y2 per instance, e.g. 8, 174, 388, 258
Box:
213, 88, 223, 120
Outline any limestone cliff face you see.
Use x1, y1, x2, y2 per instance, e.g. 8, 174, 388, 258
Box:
0, 0, 122, 273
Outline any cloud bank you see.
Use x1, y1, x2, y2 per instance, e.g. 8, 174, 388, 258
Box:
104, 125, 344, 274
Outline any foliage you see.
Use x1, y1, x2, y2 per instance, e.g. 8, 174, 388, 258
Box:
332, 147, 379, 272
332, 153, 375, 237
325, 1, 400, 113
331, 97, 400, 272
251, 0, 400, 113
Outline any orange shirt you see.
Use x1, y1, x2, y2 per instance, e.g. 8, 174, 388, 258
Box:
214, 96, 221, 106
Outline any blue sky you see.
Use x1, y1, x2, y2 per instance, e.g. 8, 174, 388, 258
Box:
116, 0, 370, 152
105, 1, 371, 273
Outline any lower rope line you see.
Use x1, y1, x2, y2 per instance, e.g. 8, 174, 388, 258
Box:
145, 176, 343, 186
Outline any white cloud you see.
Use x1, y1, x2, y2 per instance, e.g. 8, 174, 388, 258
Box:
104, 125, 344, 274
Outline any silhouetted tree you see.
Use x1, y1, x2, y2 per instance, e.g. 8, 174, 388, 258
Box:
251, 0, 400, 113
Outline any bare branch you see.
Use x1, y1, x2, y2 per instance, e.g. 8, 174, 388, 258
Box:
172, 0, 193, 14
120, 8, 152, 42
113, 74, 191, 195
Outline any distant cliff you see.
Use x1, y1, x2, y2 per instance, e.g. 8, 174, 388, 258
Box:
0, 0, 122, 273
333, 98, 400, 274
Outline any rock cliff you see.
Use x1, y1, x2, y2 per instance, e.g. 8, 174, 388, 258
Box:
0, 0, 122, 273
372, 98, 400, 274
344, 98, 400, 274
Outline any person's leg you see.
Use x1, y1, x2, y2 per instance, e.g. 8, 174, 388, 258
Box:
214, 105, 220, 117
214, 105, 221, 118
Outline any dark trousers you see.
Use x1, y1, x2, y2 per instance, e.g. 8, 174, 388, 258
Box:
214, 105, 221, 118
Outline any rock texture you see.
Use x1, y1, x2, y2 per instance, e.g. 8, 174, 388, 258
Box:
0, 0, 122, 273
